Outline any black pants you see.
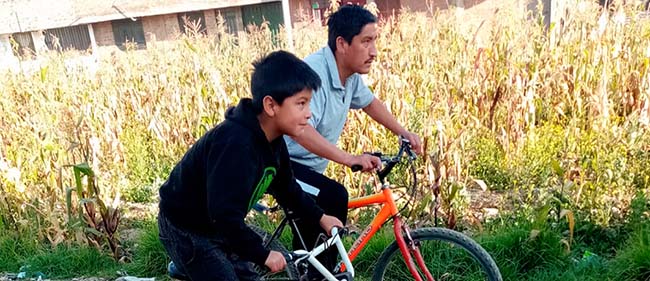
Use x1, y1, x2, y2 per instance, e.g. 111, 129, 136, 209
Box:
290, 161, 348, 278
158, 212, 260, 281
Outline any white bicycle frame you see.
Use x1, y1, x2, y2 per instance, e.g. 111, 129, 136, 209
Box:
290, 227, 354, 281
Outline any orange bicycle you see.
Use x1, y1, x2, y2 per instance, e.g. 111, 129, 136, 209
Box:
253, 137, 502, 281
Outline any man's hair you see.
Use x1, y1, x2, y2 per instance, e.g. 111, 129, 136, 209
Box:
327, 4, 377, 53
251, 50, 321, 114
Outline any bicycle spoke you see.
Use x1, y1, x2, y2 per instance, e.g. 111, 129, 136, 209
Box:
374, 228, 501, 281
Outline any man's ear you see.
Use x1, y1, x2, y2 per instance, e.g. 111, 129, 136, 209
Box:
336, 36, 348, 54
262, 96, 276, 117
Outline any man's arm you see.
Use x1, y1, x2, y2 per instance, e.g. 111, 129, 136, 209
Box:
362, 98, 423, 154
291, 125, 349, 166
271, 144, 342, 235
291, 125, 381, 171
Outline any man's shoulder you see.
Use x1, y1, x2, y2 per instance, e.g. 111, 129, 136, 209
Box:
304, 47, 328, 70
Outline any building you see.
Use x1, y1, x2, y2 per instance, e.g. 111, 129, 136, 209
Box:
0, 0, 562, 66
1, 0, 296, 61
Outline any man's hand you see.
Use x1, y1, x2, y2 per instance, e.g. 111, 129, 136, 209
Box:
401, 131, 423, 155
264, 250, 287, 272
346, 153, 382, 172
319, 214, 344, 236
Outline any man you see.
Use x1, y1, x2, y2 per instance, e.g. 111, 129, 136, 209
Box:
285, 4, 423, 279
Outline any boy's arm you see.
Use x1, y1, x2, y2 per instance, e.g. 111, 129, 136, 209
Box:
205, 141, 270, 266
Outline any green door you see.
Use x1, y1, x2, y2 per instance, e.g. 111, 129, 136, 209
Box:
111, 19, 146, 49
241, 1, 283, 33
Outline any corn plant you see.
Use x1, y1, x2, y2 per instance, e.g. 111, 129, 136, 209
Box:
0, 2, 649, 250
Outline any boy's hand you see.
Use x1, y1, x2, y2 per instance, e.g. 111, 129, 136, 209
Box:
319, 214, 344, 236
265, 250, 286, 272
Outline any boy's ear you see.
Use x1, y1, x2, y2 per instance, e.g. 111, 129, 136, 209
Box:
262, 96, 276, 117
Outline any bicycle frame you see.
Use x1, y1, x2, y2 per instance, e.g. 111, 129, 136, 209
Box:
345, 182, 434, 281
262, 138, 434, 281
340, 138, 433, 281
291, 227, 354, 281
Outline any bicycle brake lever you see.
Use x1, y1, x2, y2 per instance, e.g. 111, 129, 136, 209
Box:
405, 146, 417, 160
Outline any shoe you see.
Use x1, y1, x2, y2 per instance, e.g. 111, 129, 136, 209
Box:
168, 261, 189, 280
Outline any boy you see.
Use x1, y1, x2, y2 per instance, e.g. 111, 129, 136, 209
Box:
158, 50, 343, 281
285, 5, 423, 279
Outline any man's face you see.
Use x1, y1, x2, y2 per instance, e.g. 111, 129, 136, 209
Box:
341, 23, 378, 75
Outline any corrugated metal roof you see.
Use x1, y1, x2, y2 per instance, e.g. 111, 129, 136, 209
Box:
0, 0, 280, 34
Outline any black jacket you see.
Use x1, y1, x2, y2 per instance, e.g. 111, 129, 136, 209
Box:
159, 98, 324, 266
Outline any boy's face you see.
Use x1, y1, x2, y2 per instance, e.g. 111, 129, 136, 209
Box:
274, 89, 312, 137
341, 23, 378, 75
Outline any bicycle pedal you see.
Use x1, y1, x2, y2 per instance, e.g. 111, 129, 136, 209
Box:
331, 272, 353, 281
309, 272, 353, 281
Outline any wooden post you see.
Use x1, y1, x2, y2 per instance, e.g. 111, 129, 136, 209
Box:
282, 0, 294, 52
87, 24, 98, 58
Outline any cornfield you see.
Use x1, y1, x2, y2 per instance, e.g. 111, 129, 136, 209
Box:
0, 1, 649, 256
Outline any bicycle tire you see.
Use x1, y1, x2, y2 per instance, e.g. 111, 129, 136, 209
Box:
373, 227, 502, 281
249, 224, 300, 280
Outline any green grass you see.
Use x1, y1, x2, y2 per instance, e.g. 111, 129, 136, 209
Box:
478, 212, 650, 281
609, 222, 650, 281
480, 222, 570, 280
123, 219, 169, 278
1, 210, 648, 280
0, 232, 119, 279
0, 232, 40, 272
21, 246, 118, 278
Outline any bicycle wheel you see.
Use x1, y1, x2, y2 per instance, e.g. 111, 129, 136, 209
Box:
373, 227, 502, 281
249, 224, 300, 280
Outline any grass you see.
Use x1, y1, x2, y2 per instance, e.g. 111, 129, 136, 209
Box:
0, 232, 119, 278
1, 210, 647, 280
0, 232, 40, 272
123, 220, 169, 278
21, 246, 118, 279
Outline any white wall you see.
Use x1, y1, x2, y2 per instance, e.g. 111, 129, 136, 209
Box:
0, 34, 19, 72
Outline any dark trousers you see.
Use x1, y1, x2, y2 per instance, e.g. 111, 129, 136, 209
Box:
158, 212, 260, 281
290, 161, 348, 278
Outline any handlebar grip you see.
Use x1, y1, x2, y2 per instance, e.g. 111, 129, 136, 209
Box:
351, 165, 363, 172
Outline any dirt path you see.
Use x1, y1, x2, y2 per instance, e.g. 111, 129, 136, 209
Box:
0, 276, 110, 281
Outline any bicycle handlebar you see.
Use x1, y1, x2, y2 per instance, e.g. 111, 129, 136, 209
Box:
350, 136, 416, 176
351, 136, 416, 185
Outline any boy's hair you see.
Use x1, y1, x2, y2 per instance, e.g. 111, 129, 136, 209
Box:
327, 4, 377, 53
251, 50, 321, 114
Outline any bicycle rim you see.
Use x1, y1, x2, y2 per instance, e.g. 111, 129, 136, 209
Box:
373, 227, 502, 281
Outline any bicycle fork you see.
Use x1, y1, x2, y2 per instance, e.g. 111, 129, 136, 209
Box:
394, 217, 434, 281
